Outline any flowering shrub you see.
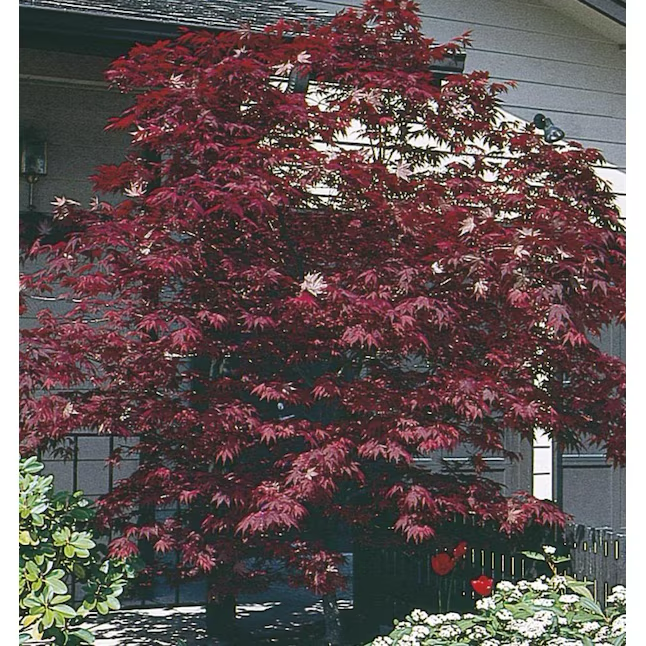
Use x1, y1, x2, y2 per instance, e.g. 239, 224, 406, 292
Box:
367, 578, 626, 646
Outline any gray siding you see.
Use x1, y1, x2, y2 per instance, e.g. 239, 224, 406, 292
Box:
558, 323, 626, 531
20, 50, 132, 213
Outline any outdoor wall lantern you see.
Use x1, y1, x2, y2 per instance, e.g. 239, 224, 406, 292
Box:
533, 113, 565, 144
429, 51, 467, 86
287, 66, 311, 93
20, 138, 48, 210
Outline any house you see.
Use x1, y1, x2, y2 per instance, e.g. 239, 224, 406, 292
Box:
20, 0, 625, 557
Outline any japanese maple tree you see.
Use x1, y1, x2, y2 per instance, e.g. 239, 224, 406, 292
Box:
20, 0, 625, 637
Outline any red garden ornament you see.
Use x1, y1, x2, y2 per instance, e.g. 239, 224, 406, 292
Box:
453, 540, 468, 559
471, 575, 494, 596
431, 552, 456, 576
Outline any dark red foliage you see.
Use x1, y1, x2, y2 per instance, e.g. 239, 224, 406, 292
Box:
20, 0, 624, 598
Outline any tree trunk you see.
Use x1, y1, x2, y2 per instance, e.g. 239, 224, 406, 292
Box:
322, 591, 343, 646
205, 582, 236, 641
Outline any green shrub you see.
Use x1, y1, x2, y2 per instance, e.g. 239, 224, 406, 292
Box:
19, 456, 138, 645
366, 575, 626, 646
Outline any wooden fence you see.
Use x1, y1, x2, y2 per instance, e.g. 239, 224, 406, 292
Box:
353, 522, 626, 627
563, 523, 626, 605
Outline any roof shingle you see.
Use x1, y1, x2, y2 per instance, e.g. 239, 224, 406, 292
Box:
19, 0, 334, 31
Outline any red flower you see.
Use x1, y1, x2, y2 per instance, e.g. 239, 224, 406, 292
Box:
453, 540, 468, 559
471, 575, 494, 596
431, 552, 455, 576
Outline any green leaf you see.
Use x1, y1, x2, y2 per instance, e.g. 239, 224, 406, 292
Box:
521, 550, 545, 561
552, 555, 571, 564
72, 563, 87, 578
46, 576, 68, 595
53, 603, 77, 619
579, 596, 605, 617
106, 595, 121, 611
22, 612, 42, 626
71, 628, 96, 644
19, 530, 34, 545
51, 594, 72, 605
72, 535, 96, 550
96, 601, 110, 615
42, 607, 55, 629
21, 457, 44, 474
566, 578, 594, 600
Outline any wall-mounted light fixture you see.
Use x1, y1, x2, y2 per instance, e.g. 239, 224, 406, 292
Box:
533, 113, 565, 144
286, 66, 311, 94
20, 138, 48, 210
429, 51, 466, 86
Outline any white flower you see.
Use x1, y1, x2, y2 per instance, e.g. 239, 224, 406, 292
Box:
595, 626, 610, 640
533, 610, 555, 624
530, 580, 549, 592
409, 609, 428, 622
443, 612, 460, 622
467, 625, 489, 639
533, 598, 554, 607
510, 618, 547, 638
124, 181, 147, 198
496, 581, 516, 592
425, 614, 443, 626
607, 585, 626, 604
558, 594, 579, 604
438, 624, 461, 639
476, 597, 496, 611
542, 545, 556, 554
611, 615, 626, 635
496, 609, 513, 621
580, 621, 600, 634
550, 575, 567, 589
482, 640, 500, 646
300, 272, 328, 296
